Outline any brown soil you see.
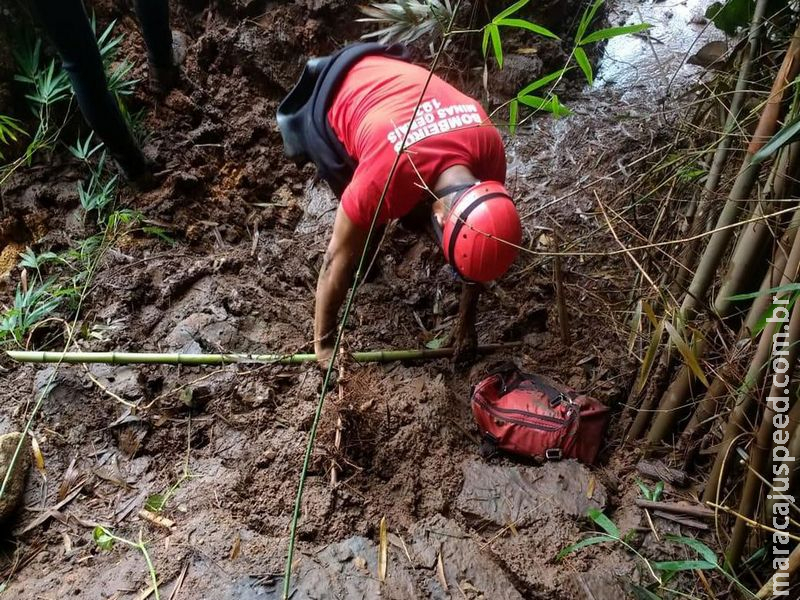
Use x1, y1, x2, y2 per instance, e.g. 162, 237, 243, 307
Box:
0, 1, 680, 598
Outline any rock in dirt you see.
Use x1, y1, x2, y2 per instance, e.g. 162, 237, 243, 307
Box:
266, 536, 417, 599
409, 515, 526, 599
268, 515, 525, 599
0, 432, 31, 522
564, 570, 631, 600
457, 459, 607, 527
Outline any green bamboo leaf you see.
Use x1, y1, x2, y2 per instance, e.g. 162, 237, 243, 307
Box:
518, 94, 547, 110
93, 526, 115, 551
574, 47, 593, 85
653, 559, 716, 572
587, 508, 620, 538
752, 118, 800, 165
641, 300, 659, 327
145, 493, 166, 512
517, 94, 570, 118
547, 94, 571, 117
576, 0, 605, 43
482, 24, 490, 57
556, 534, 615, 560
653, 480, 664, 502
509, 99, 519, 135
665, 535, 718, 565
489, 24, 503, 68
664, 320, 709, 386
494, 0, 530, 22
636, 479, 653, 500
580, 23, 651, 45
634, 317, 664, 395
728, 282, 800, 301
496, 18, 559, 39
628, 584, 662, 600
517, 68, 568, 96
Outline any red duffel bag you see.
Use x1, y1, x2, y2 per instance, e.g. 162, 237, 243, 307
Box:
471, 367, 610, 464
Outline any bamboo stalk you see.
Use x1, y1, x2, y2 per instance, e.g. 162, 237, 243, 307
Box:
6, 343, 520, 366
647, 151, 800, 445
756, 543, 800, 599
703, 222, 800, 504
727, 300, 800, 566
680, 19, 800, 324
680, 211, 800, 446
672, 0, 769, 292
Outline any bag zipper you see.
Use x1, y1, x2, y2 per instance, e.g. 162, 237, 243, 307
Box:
473, 397, 566, 432
474, 396, 575, 425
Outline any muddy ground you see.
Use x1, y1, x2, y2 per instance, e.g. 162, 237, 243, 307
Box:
0, 1, 720, 598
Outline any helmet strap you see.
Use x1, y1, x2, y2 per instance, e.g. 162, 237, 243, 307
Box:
445, 190, 508, 281
432, 181, 479, 201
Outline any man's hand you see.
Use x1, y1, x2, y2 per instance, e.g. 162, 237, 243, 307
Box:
448, 282, 481, 367
314, 206, 369, 368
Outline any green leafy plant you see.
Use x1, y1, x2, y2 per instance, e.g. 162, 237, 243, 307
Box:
78, 172, 119, 218
92, 17, 140, 100
359, 0, 454, 44
7, 36, 72, 174
145, 470, 191, 513
483, 0, 650, 129
93, 526, 160, 600
729, 282, 800, 335
0, 280, 62, 346
559, 510, 760, 597
0, 115, 27, 159
636, 479, 665, 502
68, 132, 103, 163
482, 0, 559, 70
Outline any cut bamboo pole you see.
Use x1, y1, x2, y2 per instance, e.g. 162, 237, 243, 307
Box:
6, 343, 520, 366
727, 300, 800, 566
703, 222, 800, 504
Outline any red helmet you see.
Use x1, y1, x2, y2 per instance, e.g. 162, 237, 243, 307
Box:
441, 181, 522, 282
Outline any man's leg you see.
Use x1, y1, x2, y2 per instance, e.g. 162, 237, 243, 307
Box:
450, 281, 480, 365
133, 0, 182, 93
30, 0, 148, 181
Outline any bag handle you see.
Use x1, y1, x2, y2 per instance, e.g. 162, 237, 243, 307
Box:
488, 364, 575, 405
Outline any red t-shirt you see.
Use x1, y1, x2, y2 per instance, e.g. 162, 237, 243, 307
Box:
327, 56, 506, 229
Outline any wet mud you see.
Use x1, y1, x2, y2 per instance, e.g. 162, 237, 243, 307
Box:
0, 0, 721, 598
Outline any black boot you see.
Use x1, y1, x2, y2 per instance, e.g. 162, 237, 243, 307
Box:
149, 30, 188, 96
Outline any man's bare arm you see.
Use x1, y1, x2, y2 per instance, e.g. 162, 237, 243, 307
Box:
314, 206, 369, 361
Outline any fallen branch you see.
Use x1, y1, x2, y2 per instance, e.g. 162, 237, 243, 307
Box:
634, 499, 715, 519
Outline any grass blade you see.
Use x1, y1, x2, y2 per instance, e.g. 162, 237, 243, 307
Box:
588, 508, 620, 537
556, 534, 615, 559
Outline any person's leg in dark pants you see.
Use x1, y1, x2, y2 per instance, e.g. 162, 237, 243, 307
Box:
30, 0, 148, 181
133, 0, 181, 93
